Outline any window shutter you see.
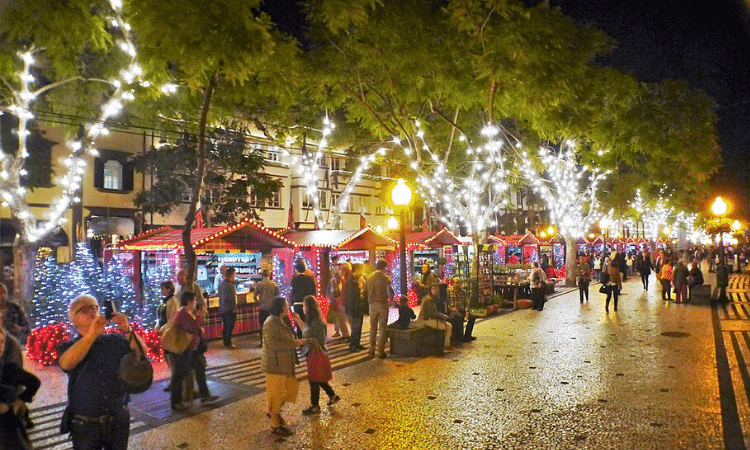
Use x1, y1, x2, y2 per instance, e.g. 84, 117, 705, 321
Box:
122, 161, 134, 191
93, 157, 104, 188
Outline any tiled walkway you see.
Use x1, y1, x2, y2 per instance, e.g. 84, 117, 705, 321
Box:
24, 275, 750, 449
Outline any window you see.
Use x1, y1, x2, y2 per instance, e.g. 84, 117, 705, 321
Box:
94, 150, 133, 192
331, 193, 340, 210
347, 195, 358, 213
269, 191, 280, 208
103, 160, 122, 190
319, 191, 328, 210
331, 157, 342, 171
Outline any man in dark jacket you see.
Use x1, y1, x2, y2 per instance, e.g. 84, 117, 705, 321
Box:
637, 250, 653, 290
290, 259, 316, 338
343, 262, 366, 353
219, 268, 237, 348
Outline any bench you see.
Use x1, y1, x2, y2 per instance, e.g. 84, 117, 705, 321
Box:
691, 284, 712, 304
387, 326, 445, 357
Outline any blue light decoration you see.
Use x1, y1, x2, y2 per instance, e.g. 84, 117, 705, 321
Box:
273, 253, 290, 299
32, 250, 65, 327
141, 255, 176, 327
553, 244, 565, 270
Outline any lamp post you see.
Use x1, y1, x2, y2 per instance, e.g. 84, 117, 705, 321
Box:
391, 179, 412, 298
712, 197, 729, 303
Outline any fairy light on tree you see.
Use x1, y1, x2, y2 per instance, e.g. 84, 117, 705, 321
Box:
632, 189, 673, 242
0, 1, 174, 312
521, 140, 609, 286
281, 116, 336, 229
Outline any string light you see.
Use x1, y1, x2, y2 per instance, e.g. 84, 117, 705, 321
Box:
0, 4, 157, 244
520, 141, 609, 239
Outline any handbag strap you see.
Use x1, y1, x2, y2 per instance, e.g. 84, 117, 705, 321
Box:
127, 329, 146, 356
308, 337, 324, 354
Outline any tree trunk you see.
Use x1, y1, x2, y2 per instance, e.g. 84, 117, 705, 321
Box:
182, 71, 218, 283
565, 236, 578, 287
13, 237, 40, 314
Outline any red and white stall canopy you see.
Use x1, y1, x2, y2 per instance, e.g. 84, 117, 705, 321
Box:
116, 219, 295, 252
283, 227, 396, 251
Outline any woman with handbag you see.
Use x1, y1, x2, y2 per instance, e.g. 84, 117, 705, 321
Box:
292, 295, 340, 416
0, 327, 40, 450
169, 292, 217, 411
262, 296, 306, 437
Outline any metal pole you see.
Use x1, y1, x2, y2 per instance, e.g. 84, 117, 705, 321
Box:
399, 209, 407, 297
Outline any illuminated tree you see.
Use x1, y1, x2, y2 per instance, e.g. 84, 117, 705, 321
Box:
521, 141, 609, 286
0, 0, 148, 312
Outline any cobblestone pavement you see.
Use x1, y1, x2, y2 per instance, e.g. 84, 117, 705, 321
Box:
26, 273, 750, 449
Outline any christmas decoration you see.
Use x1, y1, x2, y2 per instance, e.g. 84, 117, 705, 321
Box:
31, 249, 65, 327
26, 323, 70, 366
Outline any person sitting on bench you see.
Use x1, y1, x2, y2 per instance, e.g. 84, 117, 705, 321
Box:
414, 283, 454, 351
390, 296, 416, 329
444, 279, 477, 342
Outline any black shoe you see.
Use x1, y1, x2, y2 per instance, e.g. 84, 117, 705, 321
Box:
171, 403, 189, 411
350, 347, 360, 353
327, 395, 341, 406
200, 394, 219, 403
302, 405, 321, 415
378, 353, 387, 359
357, 345, 366, 350
271, 425, 293, 437
163, 386, 170, 392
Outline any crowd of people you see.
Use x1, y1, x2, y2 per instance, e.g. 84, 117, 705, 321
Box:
0, 242, 745, 447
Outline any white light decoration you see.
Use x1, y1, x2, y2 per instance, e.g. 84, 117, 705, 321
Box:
520, 141, 609, 239
0, 3, 147, 244
281, 115, 335, 228
631, 189, 674, 242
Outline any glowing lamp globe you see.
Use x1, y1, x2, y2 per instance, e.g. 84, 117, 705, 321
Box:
388, 216, 399, 230
547, 226, 555, 235
712, 197, 728, 217
391, 179, 412, 207
732, 220, 742, 231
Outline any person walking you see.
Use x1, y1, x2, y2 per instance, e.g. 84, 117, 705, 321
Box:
576, 256, 591, 303
342, 262, 367, 353
605, 260, 622, 313
658, 260, 674, 301
262, 297, 305, 437
673, 260, 689, 304
292, 296, 341, 416
290, 260, 316, 339
169, 292, 218, 410
530, 262, 547, 311
218, 267, 238, 348
593, 255, 602, 283
638, 250, 653, 290
365, 260, 394, 359
254, 269, 280, 348
157, 280, 177, 393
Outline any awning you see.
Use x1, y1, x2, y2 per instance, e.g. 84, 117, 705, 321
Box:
117, 219, 295, 252
284, 227, 396, 250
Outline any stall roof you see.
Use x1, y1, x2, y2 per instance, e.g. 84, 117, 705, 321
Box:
117, 219, 295, 251
539, 233, 565, 244
487, 235, 506, 244
390, 229, 463, 248
283, 227, 396, 250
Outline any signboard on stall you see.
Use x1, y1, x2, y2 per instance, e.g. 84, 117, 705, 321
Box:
336, 250, 369, 266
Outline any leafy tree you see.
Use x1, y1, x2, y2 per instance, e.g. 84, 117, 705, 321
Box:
127, 0, 303, 282
131, 127, 282, 226
0, 0, 147, 312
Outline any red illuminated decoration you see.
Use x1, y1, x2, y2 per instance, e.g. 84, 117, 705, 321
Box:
26, 322, 165, 366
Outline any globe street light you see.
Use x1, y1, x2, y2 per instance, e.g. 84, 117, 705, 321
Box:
712, 196, 729, 303
391, 179, 412, 298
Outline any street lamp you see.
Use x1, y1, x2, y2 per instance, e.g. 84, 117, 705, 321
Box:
712, 196, 729, 303
391, 179, 412, 298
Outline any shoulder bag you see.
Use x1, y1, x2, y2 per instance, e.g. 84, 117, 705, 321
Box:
119, 331, 153, 394
306, 338, 332, 383
160, 321, 191, 354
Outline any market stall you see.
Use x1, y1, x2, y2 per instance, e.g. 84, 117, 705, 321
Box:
115, 218, 296, 339
282, 227, 396, 312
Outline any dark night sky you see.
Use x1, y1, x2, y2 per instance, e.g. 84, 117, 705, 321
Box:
263, 0, 750, 204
